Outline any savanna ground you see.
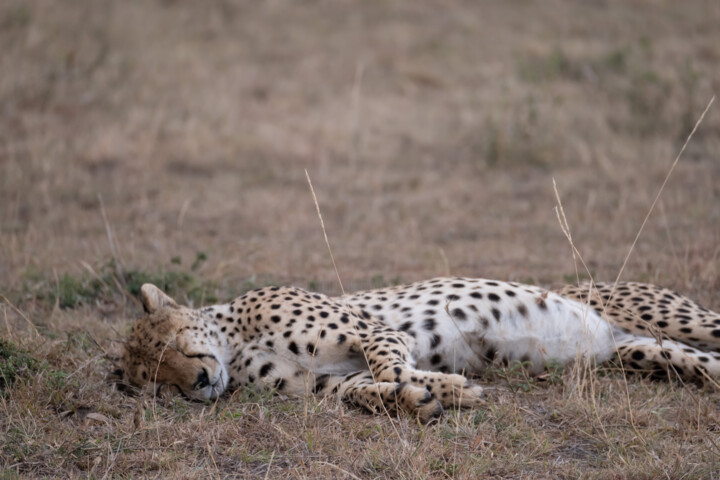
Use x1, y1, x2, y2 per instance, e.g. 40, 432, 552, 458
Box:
1, 0, 720, 478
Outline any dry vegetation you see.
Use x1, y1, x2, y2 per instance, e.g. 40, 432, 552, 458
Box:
2, 0, 720, 478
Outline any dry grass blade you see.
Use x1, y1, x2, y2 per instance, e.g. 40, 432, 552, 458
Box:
612, 95, 715, 291
262, 451, 275, 480
305, 170, 344, 295
552, 179, 640, 446
0, 294, 40, 337
305, 169, 405, 440
98, 193, 125, 286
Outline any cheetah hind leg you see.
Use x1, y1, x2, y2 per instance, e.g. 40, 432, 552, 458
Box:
557, 282, 720, 352
616, 336, 720, 383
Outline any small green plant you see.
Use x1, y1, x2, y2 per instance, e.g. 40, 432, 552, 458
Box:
429, 458, 459, 477
0, 339, 41, 392
191, 251, 208, 271
55, 273, 102, 308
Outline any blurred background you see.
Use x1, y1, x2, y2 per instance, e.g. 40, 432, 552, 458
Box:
1, 0, 719, 304
2, 2, 720, 477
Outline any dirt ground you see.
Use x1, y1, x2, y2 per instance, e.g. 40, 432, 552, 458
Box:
2, 0, 720, 478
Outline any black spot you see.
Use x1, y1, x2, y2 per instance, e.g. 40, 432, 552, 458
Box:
484, 347, 496, 362
430, 334, 441, 349
271, 304, 281, 310
259, 363, 273, 377
430, 354, 442, 365
451, 283, 465, 288
517, 304, 528, 317
427, 299, 440, 306
271, 315, 281, 323
470, 292, 482, 299
399, 321, 413, 331
680, 327, 692, 334
491, 308, 501, 321
485, 281, 498, 286
451, 308, 467, 321
423, 318, 436, 330
446, 294, 460, 301
319, 311, 329, 318
640, 314, 653, 321
337, 334, 347, 344
313, 375, 329, 393
656, 321, 668, 328
488, 293, 501, 302
307, 343, 317, 355
713, 330, 720, 338
631, 350, 645, 361
288, 342, 299, 355
505, 290, 516, 297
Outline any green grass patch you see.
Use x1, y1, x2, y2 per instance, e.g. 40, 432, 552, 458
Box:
0, 339, 42, 392
20, 253, 219, 309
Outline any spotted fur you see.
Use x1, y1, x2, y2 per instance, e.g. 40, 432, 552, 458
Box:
115, 278, 720, 422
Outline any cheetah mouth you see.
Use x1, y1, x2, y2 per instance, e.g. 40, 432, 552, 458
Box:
206, 380, 226, 399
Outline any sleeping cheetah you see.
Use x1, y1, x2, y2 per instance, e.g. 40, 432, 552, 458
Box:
115, 277, 720, 423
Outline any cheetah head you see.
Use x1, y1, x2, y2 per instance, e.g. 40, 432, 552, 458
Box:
113, 284, 229, 401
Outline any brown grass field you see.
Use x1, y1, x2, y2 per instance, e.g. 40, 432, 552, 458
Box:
2, 0, 720, 478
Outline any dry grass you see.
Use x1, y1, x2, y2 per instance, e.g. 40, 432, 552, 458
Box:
2, 0, 720, 477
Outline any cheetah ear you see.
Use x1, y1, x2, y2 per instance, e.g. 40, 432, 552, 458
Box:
140, 284, 178, 313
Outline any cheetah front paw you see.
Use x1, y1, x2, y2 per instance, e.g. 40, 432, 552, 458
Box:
394, 383, 443, 424
436, 374, 484, 409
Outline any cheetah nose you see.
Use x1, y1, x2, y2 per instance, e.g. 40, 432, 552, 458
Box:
193, 368, 210, 390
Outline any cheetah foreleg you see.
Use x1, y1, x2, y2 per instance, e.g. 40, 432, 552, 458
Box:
357, 325, 484, 409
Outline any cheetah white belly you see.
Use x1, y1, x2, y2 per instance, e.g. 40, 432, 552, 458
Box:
343, 278, 626, 375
